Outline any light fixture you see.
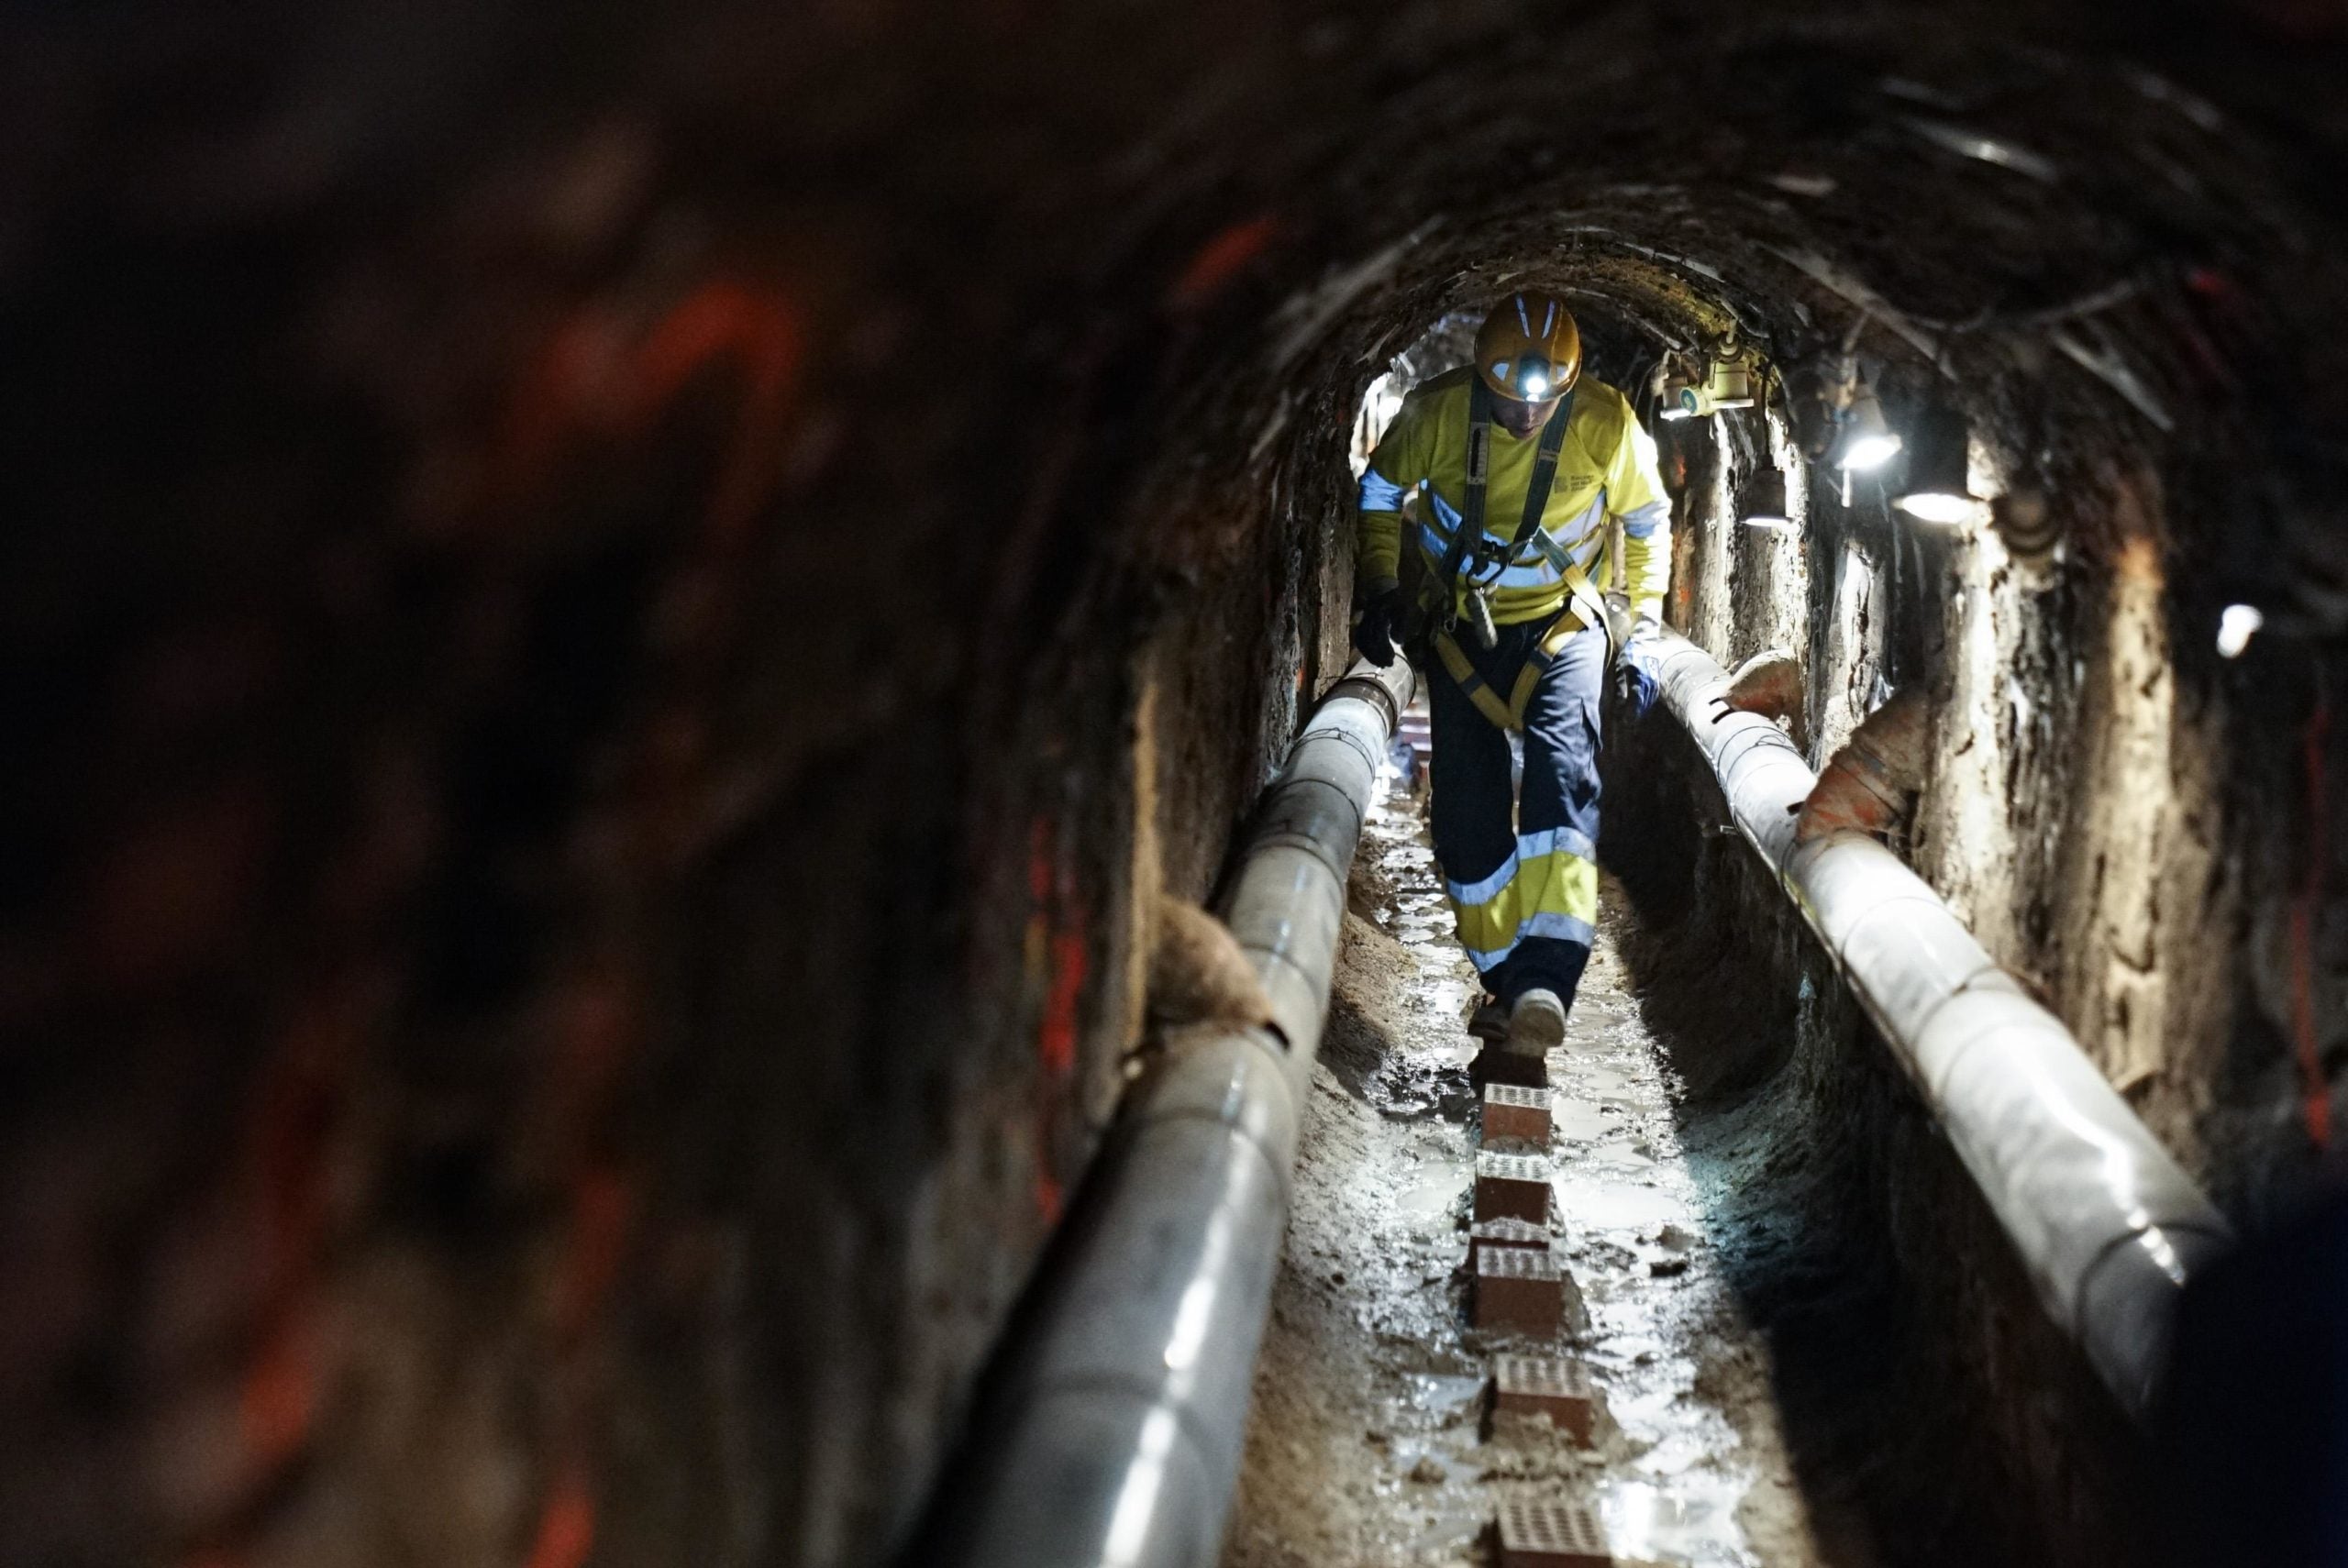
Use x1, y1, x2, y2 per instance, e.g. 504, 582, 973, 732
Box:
1662, 358, 1757, 422
1658, 364, 1699, 420
1784, 360, 1841, 460
2217, 603, 2264, 658
1701, 359, 1756, 411
1893, 402, 1982, 523
1740, 467, 1791, 528
1831, 381, 1902, 471
1990, 486, 2059, 561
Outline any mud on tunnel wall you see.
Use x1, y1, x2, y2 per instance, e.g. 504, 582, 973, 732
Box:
6, 2, 2348, 1567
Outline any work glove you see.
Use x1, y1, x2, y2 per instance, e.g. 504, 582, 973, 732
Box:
1601, 591, 1662, 651
1600, 591, 1638, 649
1612, 645, 1662, 718
1351, 586, 1406, 668
1602, 592, 1663, 716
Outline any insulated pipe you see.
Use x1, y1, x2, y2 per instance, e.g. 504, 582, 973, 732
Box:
1639, 627, 2232, 1419
930, 657, 1412, 1568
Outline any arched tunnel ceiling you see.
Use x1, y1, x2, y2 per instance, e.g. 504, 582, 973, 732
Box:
991, 0, 2348, 646
10, 0, 2348, 721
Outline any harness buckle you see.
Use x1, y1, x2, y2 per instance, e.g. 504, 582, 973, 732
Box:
1463, 587, 1499, 650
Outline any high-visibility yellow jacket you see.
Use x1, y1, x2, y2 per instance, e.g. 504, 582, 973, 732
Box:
1357, 367, 1672, 627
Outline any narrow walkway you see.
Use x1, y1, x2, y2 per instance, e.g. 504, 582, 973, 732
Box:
1223, 746, 1842, 1568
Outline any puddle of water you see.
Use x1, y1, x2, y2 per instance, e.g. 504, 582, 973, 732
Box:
1555, 1176, 1688, 1232
1404, 1371, 1489, 1416
1595, 1331, 1668, 1366
1639, 1421, 1739, 1478
1565, 1073, 1659, 1113
1601, 1478, 1763, 1568
1396, 1175, 1462, 1221
1550, 1100, 1611, 1142
1418, 977, 1474, 1016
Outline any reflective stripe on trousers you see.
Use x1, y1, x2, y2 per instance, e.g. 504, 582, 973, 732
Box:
1429, 620, 1606, 1007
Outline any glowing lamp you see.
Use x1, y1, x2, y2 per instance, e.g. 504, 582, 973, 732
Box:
2217, 603, 2263, 658
1893, 402, 1983, 524
1832, 383, 1902, 471
1740, 468, 1791, 528
1658, 367, 1699, 420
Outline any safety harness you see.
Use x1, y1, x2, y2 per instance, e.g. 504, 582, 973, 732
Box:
1429, 379, 1612, 732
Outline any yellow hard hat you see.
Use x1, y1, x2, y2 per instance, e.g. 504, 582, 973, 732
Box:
1475, 293, 1582, 403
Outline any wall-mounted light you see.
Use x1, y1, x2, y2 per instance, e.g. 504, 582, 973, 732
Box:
1658, 364, 1699, 420
2216, 602, 2263, 658
1740, 467, 1791, 528
1989, 486, 2059, 561
1663, 359, 1758, 421
1832, 381, 1902, 471
1702, 359, 1756, 412
1893, 402, 1983, 524
1783, 362, 1840, 461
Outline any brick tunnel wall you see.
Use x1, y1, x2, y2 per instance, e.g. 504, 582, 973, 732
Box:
6, 3, 2348, 1567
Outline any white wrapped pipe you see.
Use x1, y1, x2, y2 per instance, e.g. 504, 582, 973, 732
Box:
933, 658, 1413, 1567
1642, 627, 2230, 1419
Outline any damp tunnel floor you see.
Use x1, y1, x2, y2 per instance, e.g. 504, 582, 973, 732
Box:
1222, 729, 1921, 1568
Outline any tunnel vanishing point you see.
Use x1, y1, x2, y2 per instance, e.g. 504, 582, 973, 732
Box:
7, 1, 2348, 1565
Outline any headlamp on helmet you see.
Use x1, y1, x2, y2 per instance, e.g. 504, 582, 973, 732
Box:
1488, 356, 1557, 403
1475, 293, 1582, 406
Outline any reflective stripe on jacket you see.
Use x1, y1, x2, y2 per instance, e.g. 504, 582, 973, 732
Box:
1357, 366, 1671, 625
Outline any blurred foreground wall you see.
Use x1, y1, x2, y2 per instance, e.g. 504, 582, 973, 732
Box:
5, 2, 2348, 1565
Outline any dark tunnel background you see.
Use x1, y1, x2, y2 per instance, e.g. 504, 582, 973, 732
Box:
7, 1, 2348, 1564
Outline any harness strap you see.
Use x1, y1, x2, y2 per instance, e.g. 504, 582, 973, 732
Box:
1434, 634, 1517, 730
1433, 609, 1589, 732
1447, 379, 1577, 611
1436, 380, 1495, 613
1527, 532, 1616, 644
1468, 390, 1575, 588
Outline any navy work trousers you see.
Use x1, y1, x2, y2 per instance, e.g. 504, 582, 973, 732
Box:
1426, 618, 1606, 1009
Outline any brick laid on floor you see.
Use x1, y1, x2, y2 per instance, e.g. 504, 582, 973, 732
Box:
1493, 1353, 1597, 1444
1497, 1497, 1611, 1567
1468, 1215, 1551, 1269
1481, 1082, 1553, 1145
1474, 1244, 1565, 1334
1474, 1150, 1552, 1224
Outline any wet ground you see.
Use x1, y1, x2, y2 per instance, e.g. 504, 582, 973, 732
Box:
1222, 752, 1856, 1568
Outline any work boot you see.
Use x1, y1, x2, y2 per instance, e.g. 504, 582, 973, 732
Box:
1504, 988, 1567, 1057
1467, 996, 1508, 1043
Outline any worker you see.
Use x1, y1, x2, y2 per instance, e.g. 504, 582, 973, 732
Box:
1352, 293, 1671, 1066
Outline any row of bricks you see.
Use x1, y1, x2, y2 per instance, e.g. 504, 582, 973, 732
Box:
1475, 1083, 1561, 1338
1492, 1357, 1608, 1567
1471, 1083, 1563, 1337
1468, 1079, 1614, 1565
